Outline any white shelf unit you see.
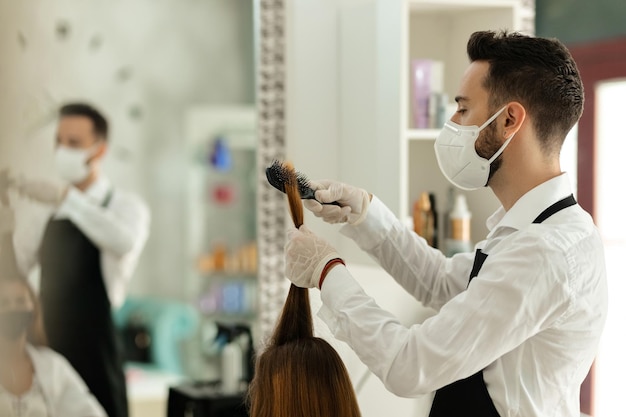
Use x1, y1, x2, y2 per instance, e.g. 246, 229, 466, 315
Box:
405, 129, 440, 141
336, 0, 531, 262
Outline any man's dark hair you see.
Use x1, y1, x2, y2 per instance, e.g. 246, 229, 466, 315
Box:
467, 30, 584, 154
59, 103, 109, 140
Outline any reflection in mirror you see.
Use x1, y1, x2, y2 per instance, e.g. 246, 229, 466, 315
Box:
0, 1, 259, 414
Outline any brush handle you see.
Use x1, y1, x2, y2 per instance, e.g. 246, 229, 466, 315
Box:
302, 196, 341, 206
298, 187, 341, 206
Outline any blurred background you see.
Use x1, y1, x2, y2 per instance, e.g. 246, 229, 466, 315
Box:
0, 0, 625, 416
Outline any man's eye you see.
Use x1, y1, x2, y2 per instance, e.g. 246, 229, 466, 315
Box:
456, 109, 467, 115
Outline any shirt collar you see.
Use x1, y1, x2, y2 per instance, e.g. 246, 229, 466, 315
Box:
486, 172, 574, 237
80, 175, 112, 205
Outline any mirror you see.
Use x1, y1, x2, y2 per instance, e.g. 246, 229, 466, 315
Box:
0, 0, 267, 385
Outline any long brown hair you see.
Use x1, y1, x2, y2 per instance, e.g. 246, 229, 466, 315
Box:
0, 275, 48, 347
248, 162, 361, 417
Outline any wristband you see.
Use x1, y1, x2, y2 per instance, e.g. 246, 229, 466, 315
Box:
319, 258, 345, 289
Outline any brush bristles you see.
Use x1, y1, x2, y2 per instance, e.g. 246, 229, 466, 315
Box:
266, 160, 314, 198
283, 161, 304, 229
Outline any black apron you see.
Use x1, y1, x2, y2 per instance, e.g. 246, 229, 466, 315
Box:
39, 189, 128, 417
429, 194, 577, 417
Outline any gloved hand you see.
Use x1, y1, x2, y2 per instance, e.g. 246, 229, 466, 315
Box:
303, 180, 371, 225
285, 225, 342, 288
0, 170, 11, 200
13, 175, 68, 206
0, 206, 15, 234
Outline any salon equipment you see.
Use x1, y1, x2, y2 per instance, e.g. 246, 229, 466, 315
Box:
167, 381, 248, 417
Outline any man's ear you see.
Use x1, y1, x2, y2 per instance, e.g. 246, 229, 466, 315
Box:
502, 101, 526, 138
89, 141, 108, 163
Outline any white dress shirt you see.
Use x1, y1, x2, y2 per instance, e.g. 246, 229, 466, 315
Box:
12, 176, 150, 308
0, 345, 106, 417
0, 378, 48, 417
319, 173, 607, 417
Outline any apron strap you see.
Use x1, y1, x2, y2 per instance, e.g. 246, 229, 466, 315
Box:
532, 194, 576, 224
101, 188, 114, 208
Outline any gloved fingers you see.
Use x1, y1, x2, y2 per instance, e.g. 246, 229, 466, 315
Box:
284, 223, 341, 289
285, 226, 309, 253
0, 170, 11, 200
13, 180, 31, 197
346, 190, 371, 225
303, 198, 323, 214
10, 176, 68, 206
11, 173, 25, 190
307, 179, 325, 191
309, 204, 333, 218
285, 225, 314, 250
309, 179, 337, 190
284, 232, 315, 288
315, 181, 345, 204
0, 169, 10, 186
287, 223, 315, 234
6, 170, 19, 184
0, 207, 15, 234
306, 197, 352, 223
12, 175, 44, 195
313, 205, 351, 223
298, 224, 312, 234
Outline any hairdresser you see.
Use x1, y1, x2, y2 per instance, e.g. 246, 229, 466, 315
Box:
6, 103, 150, 417
284, 31, 607, 417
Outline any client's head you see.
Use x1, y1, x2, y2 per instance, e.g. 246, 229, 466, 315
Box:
247, 285, 361, 417
0, 273, 47, 349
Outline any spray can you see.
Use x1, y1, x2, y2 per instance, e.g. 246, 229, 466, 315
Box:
445, 194, 473, 256
221, 334, 243, 394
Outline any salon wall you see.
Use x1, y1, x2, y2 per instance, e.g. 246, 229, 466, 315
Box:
0, 0, 254, 299
535, 0, 626, 44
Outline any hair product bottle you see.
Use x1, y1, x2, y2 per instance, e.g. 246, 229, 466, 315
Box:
413, 191, 435, 247
443, 187, 455, 243
221, 334, 243, 394
445, 194, 473, 256
428, 193, 439, 249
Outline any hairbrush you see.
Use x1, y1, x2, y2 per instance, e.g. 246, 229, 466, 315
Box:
265, 160, 340, 206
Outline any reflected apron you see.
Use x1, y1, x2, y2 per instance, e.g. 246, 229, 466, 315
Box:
39, 190, 128, 417
429, 194, 576, 417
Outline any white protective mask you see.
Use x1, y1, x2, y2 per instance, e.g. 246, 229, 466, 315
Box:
434, 106, 515, 190
54, 146, 95, 183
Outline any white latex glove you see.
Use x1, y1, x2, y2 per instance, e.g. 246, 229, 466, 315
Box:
285, 225, 342, 289
0, 206, 15, 234
0, 169, 12, 199
13, 175, 68, 206
303, 180, 370, 225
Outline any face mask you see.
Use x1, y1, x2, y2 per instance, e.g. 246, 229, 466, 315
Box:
0, 311, 34, 341
54, 146, 96, 184
434, 106, 515, 190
